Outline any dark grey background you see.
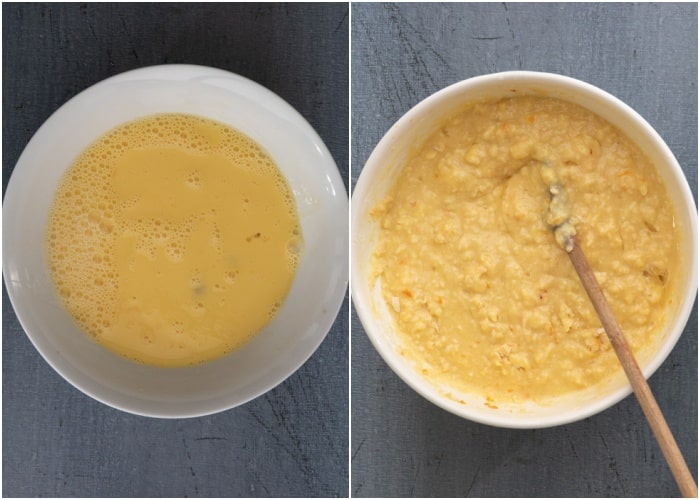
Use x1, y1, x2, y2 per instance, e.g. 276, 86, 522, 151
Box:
3, 3, 348, 497
351, 3, 697, 498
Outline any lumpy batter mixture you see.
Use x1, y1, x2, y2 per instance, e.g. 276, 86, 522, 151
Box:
371, 96, 680, 404
47, 114, 302, 367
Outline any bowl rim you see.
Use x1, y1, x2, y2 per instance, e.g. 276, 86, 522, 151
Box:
351, 70, 698, 428
3, 63, 349, 418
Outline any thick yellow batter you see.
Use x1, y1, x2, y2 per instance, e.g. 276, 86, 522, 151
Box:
47, 114, 302, 367
371, 96, 680, 404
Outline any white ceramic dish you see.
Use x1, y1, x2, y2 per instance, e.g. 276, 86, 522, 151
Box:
351, 71, 698, 428
3, 64, 348, 418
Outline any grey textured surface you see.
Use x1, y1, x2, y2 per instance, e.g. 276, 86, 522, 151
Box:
3, 3, 348, 497
351, 3, 698, 498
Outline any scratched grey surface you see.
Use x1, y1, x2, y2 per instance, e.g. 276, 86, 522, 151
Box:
2, 3, 348, 497
351, 3, 697, 498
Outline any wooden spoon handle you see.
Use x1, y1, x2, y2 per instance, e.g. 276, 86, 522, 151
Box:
567, 237, 697, 498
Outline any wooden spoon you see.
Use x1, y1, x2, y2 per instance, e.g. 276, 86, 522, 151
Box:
563, 235, 697, 498
539, 161, 696, 497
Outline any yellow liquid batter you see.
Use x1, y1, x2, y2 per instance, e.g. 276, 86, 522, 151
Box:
47, 114, 302, 367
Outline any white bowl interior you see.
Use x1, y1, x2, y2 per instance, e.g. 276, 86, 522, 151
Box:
351, 71, 698, 428
3, 64, 348, 418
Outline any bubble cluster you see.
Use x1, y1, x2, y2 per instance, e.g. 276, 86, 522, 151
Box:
286, 225, 303, 270
47, 156, 118, 338
267, 300, 283, 320
128, 215, 197, 263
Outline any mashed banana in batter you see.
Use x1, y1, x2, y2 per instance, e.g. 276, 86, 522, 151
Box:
47, 114, 302, 367
371, 96, 680, 404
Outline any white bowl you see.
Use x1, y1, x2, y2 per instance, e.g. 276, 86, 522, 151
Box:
351, 71, 698, 428
3, 64, 348, 418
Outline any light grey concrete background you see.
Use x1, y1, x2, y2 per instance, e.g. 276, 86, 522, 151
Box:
3, 3, 349, 497
351, 3, 697, 497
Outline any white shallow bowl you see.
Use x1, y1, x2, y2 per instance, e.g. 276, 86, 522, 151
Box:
351, 71, 698, 429
3, 64, 348, 418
